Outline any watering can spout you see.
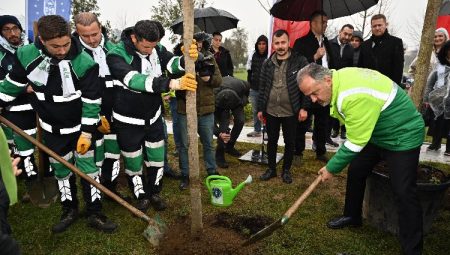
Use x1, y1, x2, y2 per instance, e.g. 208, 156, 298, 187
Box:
231, 175, 252, 200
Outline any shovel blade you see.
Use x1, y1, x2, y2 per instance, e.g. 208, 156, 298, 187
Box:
28, 177, 59, 208
142, 214, 167, 246
242, 217, 284, 246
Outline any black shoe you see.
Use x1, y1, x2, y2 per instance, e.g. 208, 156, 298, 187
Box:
331, 130, 339, 138
179, 176, 189, 190
427, 143, 441, 151
327, 216, 362, 229
340, 131, 346, 139
216, 160, 229, 168
87, 213, 117, 233
281, 170, 293, 184
136, 198, 151, 213
226, 147, 242, 157
326, 138, 339, 147
149, 194, 167, 211
164, 168, 181, 179
316, 154, 329, 163
260, 169, 276, 181
52, 208, 79, 233
207, 170, 220, 176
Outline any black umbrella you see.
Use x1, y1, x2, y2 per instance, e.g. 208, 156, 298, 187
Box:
439, 0, 450, 16
270, 0, 379, 21
171, 7, 239, 35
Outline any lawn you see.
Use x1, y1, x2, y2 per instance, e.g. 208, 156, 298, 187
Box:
8, 138, 450, 255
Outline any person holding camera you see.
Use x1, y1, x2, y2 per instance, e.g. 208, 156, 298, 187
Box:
214, 76, 250, 168
176, 32, 223, 190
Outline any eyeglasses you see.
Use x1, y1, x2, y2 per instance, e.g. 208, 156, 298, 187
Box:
2, 26, 21, 34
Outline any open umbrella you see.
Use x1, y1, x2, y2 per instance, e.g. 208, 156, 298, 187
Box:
171, 7, 239, 35
270, 0, 379, 21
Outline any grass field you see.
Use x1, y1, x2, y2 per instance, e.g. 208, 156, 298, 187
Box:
8, 138, 450, 255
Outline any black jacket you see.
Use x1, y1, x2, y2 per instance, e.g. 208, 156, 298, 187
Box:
210, 46, 233, 77
107, 27, 179, 126
257, 51, 309, 115
293, 31, 334, 67
357, 31, 404, 85
328, 36, 354, 70
248, 35, 268, 91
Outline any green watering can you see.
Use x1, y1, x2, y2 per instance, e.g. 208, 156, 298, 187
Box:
205, 175, 252, 207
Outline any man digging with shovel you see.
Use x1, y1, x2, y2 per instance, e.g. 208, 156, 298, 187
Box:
297, 63, 424, 255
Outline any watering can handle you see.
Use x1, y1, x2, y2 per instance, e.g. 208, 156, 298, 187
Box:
205, 175, 232, 190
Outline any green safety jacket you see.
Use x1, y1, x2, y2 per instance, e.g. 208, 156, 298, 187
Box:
326, 68, 425, 173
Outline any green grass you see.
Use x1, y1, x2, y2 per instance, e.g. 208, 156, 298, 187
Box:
8, 138, 450, 255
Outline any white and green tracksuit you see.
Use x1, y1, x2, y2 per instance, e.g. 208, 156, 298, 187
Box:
326, 68, 425, 173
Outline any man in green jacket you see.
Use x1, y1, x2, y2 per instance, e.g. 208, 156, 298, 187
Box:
297, 63, 424, 255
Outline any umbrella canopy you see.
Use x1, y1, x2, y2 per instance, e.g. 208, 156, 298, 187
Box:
270, 0, 379, 21
439, 0, 450, 16
171, 7, 239, 35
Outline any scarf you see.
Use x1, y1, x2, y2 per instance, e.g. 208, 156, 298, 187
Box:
0, 32, 29, 54
136, 50, 162, 76
27, 52, 76, 97
79, 35, 110, 77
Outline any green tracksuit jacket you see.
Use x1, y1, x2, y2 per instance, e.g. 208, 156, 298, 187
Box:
326, 68, 425, 173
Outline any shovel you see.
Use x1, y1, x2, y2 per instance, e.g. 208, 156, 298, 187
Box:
0, 115, 166, 246
242, 175, 322, 246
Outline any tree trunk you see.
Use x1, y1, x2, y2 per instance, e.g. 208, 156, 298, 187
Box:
182, 0, 203, 237
411, 0, 443, 107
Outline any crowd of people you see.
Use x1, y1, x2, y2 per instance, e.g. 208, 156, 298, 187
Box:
0, 8, 439, 255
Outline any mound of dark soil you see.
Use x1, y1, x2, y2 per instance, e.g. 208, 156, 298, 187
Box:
157, 213, 273, 255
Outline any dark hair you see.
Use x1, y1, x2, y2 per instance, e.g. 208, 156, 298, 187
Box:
273, 29, 289, 39
341, 24, 354, 31
371, 14, 387, 23
438, 40, 450, 66
310, 10, 327, 22
133, 20, 159, 42
37, 15, 71, 41
151, 20, 165, 39
212, 31, 222, 37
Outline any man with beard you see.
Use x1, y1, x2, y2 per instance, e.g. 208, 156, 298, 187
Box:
257, 29, 308, 184
73, 12, 126, 200
0, 15, 42, 201
0, 15, 117, 233
358, 14, 404, 85
298, 64, 424, 255
106, 20, 197, 210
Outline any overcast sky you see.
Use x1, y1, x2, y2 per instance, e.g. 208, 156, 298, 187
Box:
1, 0, 428, 51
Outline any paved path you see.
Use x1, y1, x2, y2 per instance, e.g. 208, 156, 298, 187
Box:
166, 121, 450, 164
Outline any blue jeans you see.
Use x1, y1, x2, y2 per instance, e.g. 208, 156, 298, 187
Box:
178, 113, 216, 176
169, 97, 181, 149
249, 89, 261, 132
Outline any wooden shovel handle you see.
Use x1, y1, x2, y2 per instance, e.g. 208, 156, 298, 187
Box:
0, 115, 152, 223
284, 175, 322, 219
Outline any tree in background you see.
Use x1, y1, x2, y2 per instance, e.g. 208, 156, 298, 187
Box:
71, 0, 113, 40
151, 0, 209, 43
222, 27, 248, 68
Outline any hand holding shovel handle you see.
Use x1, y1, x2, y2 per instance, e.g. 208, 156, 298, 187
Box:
242, 175, 322, 246
0, 115, 165, 246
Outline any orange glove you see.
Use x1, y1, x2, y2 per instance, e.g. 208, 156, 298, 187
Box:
97, 115, 111, 134
169, 73, 197, 92
181, 39, 198, 61
76, 132, 92, 155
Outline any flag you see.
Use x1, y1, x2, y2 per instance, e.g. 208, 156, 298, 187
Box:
26, 0, 72, 41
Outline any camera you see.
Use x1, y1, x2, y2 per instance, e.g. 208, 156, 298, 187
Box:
196, 55, 215, 77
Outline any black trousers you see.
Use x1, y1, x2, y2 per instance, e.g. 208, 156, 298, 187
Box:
296, 105, 328, 156
344, 143, 423, 255
215, 106, 245, 161
266, 114, 297, 171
